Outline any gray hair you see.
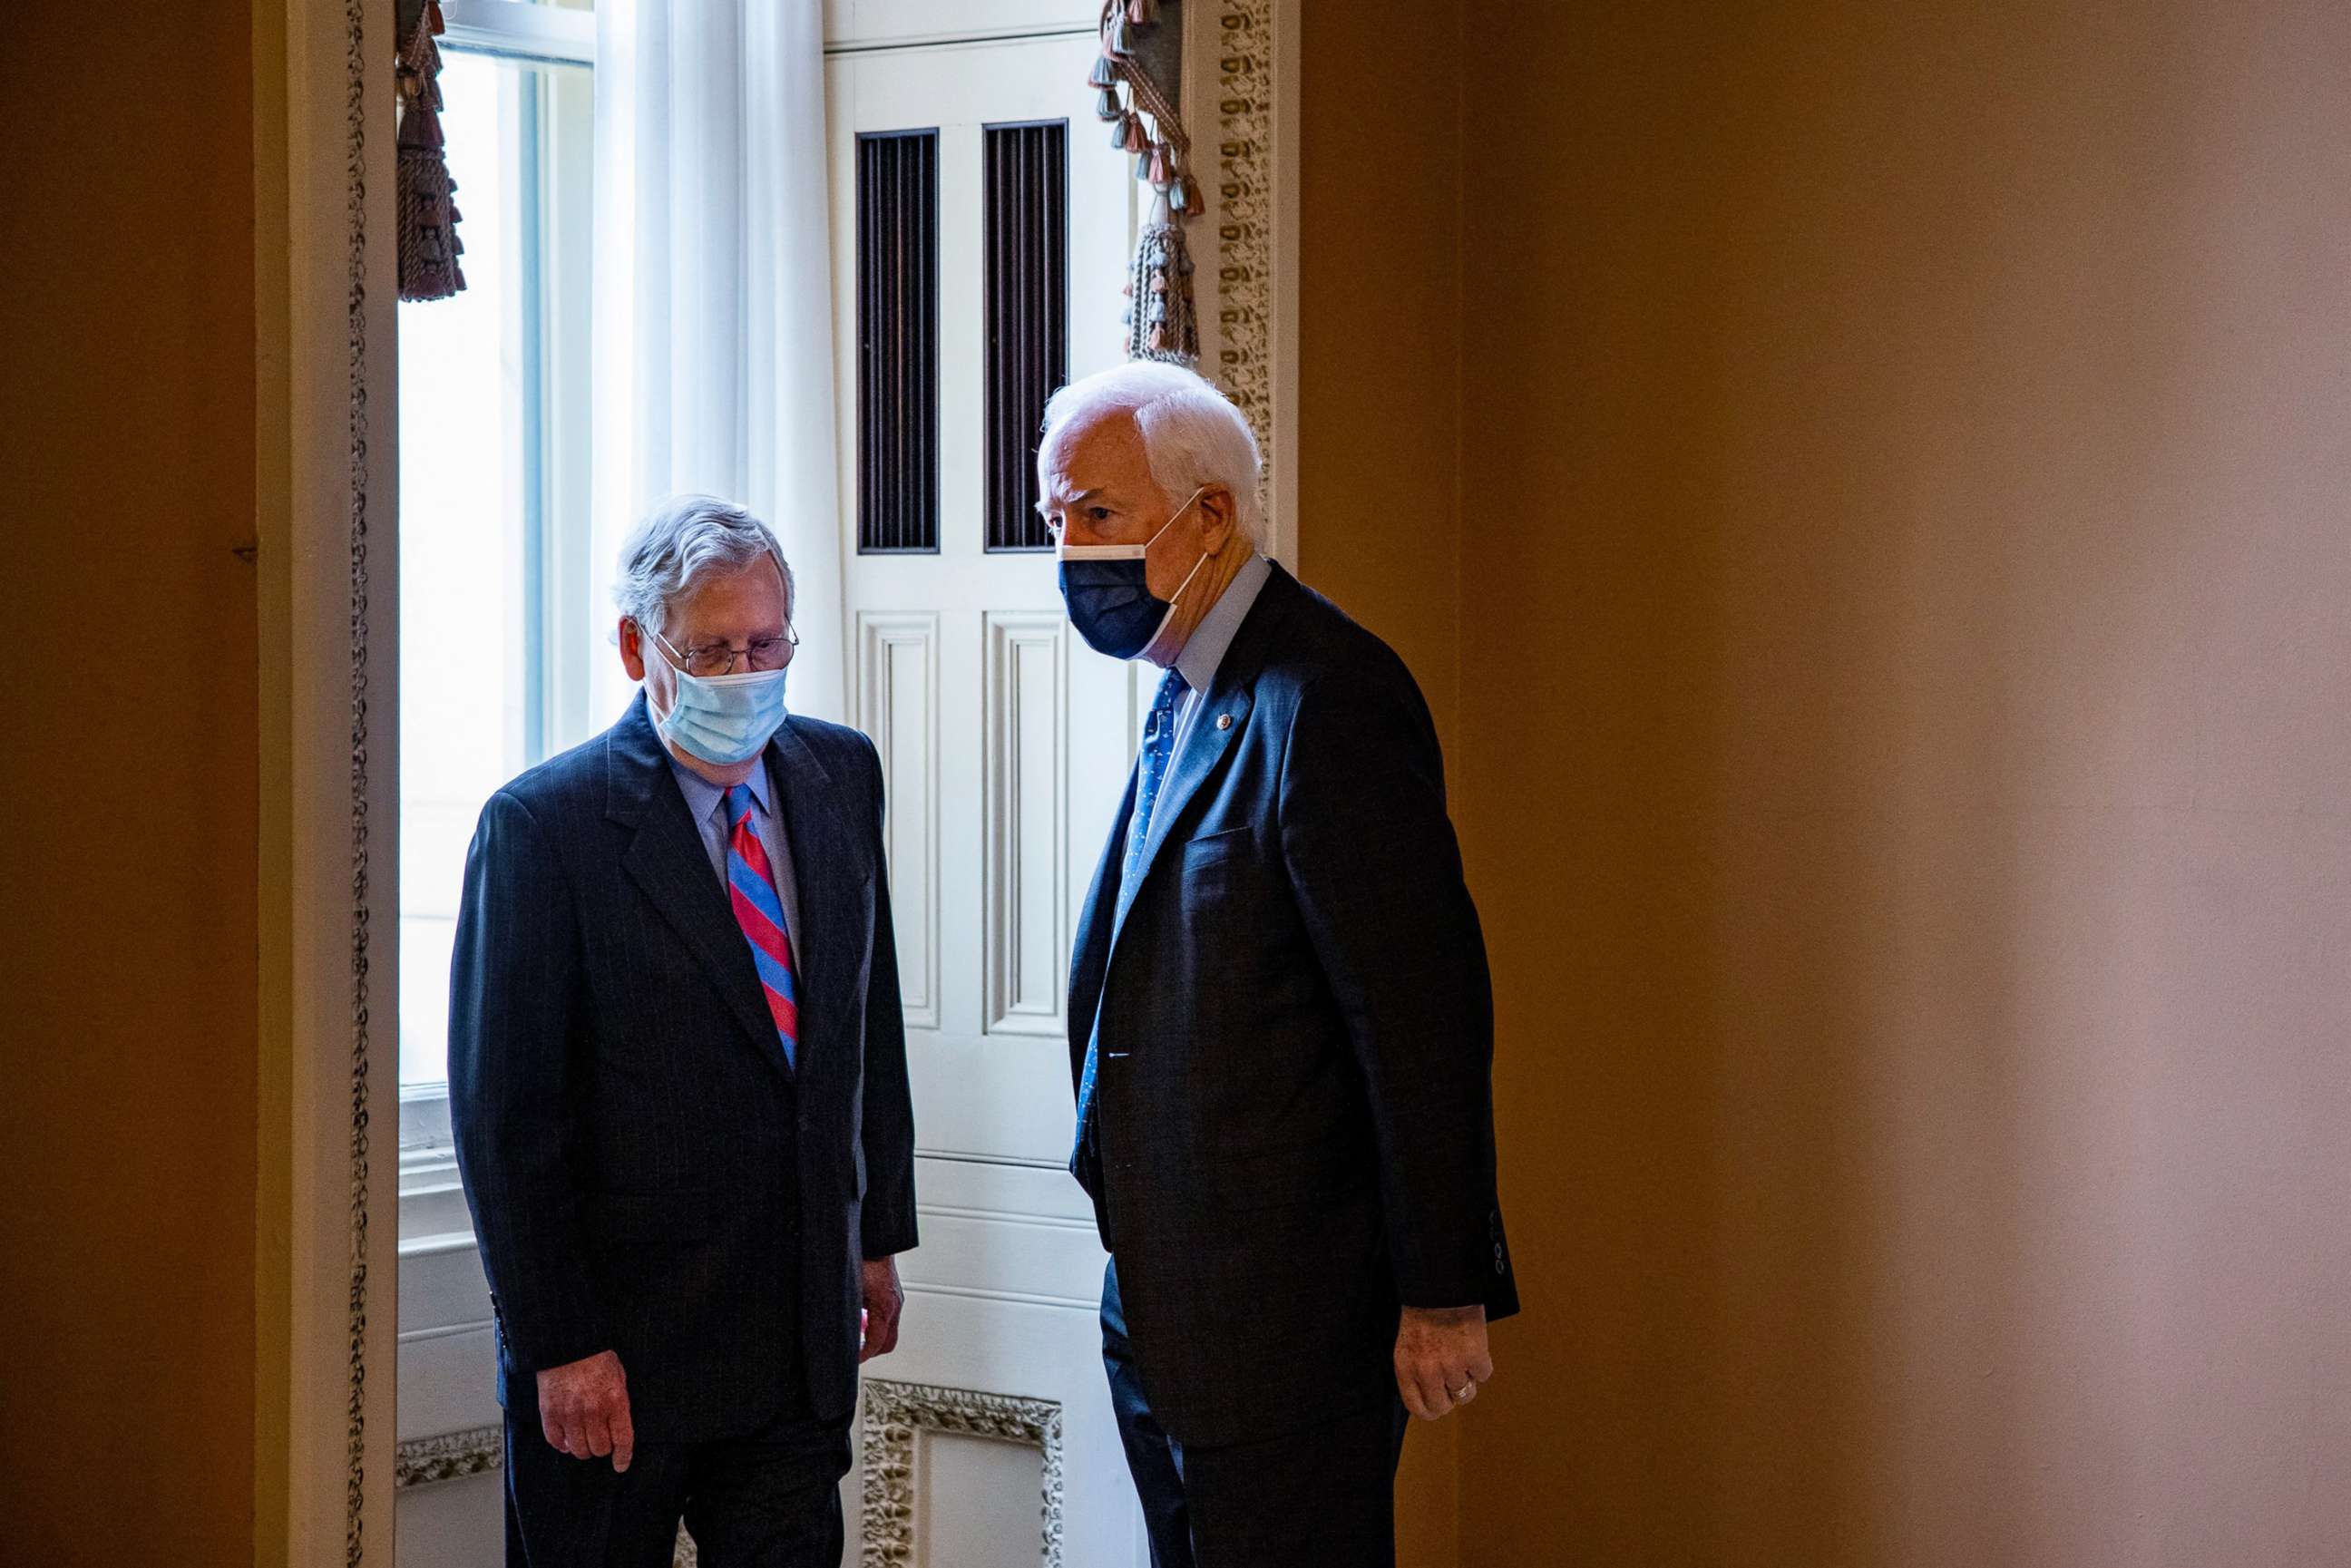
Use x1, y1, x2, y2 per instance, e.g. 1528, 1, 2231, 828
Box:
612, 493, 795, 636
1039, 362, 1264, 546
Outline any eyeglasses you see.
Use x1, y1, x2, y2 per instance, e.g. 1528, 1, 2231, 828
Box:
645, 622, 800, 678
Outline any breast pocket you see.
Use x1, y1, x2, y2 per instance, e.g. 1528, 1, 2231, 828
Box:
1180, 825, 1258, 867
1178, 826, 1273, 920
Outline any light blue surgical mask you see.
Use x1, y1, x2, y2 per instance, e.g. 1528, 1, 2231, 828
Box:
649, 629, 792, 765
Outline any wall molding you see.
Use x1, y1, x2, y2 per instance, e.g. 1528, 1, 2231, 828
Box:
860, 1379, 1066, 1567
259, 0, 400, 1557
982, 612, 1070, 1038
394, 1424, 502, 1490
394, 1427, 699, 1566
340, 0, 379, 1553
902, 1280, 1098, 1311
397, 1381, 1070, 1568
1214, 0, 1273, 502
1204, 0, 1298, 565
856, 611, 943, 1030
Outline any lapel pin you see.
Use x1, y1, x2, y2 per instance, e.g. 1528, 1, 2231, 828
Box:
1216, 713, 1234, 731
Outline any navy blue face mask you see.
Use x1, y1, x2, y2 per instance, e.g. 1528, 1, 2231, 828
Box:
1055, 487, 1210, 660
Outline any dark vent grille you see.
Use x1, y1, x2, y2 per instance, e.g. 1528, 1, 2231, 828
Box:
982, 121, 1068, 553
857, 130, 940, 554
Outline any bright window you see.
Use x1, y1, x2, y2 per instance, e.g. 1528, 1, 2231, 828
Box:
399, 30, 595, 1091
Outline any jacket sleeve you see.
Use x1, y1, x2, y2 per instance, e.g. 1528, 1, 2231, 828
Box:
1276, 665, 1514, 1312
446, 789, 610, 1372
854, 734, 921, 1259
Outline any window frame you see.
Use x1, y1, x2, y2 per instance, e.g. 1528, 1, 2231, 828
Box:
441, 0, 594, 68
400, 0, 596, 1228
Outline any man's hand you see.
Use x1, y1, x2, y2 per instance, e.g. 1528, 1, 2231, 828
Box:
536, 1349, 634, 1469
1394, 1305, 1493, 1421
860, 1256, 905, 1362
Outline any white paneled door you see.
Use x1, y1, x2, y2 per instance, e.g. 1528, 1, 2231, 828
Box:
825, 15, 1153, 1567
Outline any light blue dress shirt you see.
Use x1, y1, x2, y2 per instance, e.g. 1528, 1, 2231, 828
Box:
1165, 550, 1273, 778
667, 749, 804, 947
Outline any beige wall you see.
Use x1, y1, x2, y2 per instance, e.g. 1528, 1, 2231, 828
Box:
1306, 1, 2351, 1563
1297, 5, 1470, 1563
0, 2, 259, 1560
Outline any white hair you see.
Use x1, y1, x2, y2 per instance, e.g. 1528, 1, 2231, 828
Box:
1039, 362, 1264, 545
613, 493, 795, 636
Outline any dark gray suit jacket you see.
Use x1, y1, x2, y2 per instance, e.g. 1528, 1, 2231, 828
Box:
449, 692, 917, 1442
1069, 563, 1518, 1448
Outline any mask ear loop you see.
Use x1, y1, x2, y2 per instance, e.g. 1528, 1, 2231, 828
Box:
1161, 542, 1216, 610
1142, 486, 1209, 551
1141, 485, 1217, 612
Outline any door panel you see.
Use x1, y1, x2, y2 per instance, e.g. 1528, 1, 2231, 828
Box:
828, 22, 1151, 1565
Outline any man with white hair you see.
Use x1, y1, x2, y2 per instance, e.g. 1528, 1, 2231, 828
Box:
449, 495, 917, 1566
1044, 364, 1518, 1565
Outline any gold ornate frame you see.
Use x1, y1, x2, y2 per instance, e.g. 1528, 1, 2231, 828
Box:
859, 1379, 1067, 1567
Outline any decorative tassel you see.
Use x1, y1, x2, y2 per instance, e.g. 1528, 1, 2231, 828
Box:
1088, 0, 1196, 362
1125, 219, 1198, 367
396, 0, 465, 300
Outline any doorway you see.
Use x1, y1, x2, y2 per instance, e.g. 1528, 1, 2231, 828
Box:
389, 5, 1152, 1563
265, 0, 1293, 1557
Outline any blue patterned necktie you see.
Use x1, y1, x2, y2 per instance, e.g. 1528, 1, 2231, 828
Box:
1074, 667, 1188, 1184
1124, 667, 1187, 878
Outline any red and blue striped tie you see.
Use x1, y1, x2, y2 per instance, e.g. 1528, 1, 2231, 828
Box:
725, 785, 799, 1070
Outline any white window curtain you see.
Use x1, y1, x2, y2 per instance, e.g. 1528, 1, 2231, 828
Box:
588, 0, 846, 723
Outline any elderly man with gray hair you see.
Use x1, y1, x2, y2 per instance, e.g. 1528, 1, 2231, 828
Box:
1044, 362, 1519, 1566
449, 494, 917, 1566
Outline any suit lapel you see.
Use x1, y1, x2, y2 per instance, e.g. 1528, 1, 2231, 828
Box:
1107, 567, 1297, 945
607, 694, 792, 1080
1110, 689, 1252, 941
1068, 764, 1139, 1060
765, 717, 854, 1074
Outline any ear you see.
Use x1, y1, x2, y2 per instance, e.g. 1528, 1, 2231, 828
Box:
619, 618, 648, 681
1195, 484, 1240, 553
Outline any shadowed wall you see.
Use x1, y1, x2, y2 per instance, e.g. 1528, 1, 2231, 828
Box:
1305, 1, 2351, 1563
0, 2, 259, 1561
1297, 2, 1471, 1561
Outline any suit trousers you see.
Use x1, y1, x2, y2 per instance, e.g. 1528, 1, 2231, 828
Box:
502, 1394, 852, 1568
1101, 1260, 1411, 1568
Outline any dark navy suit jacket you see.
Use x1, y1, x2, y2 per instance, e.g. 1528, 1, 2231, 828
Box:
448, 692, 917, 1442
1069, 562, 1518, 1448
